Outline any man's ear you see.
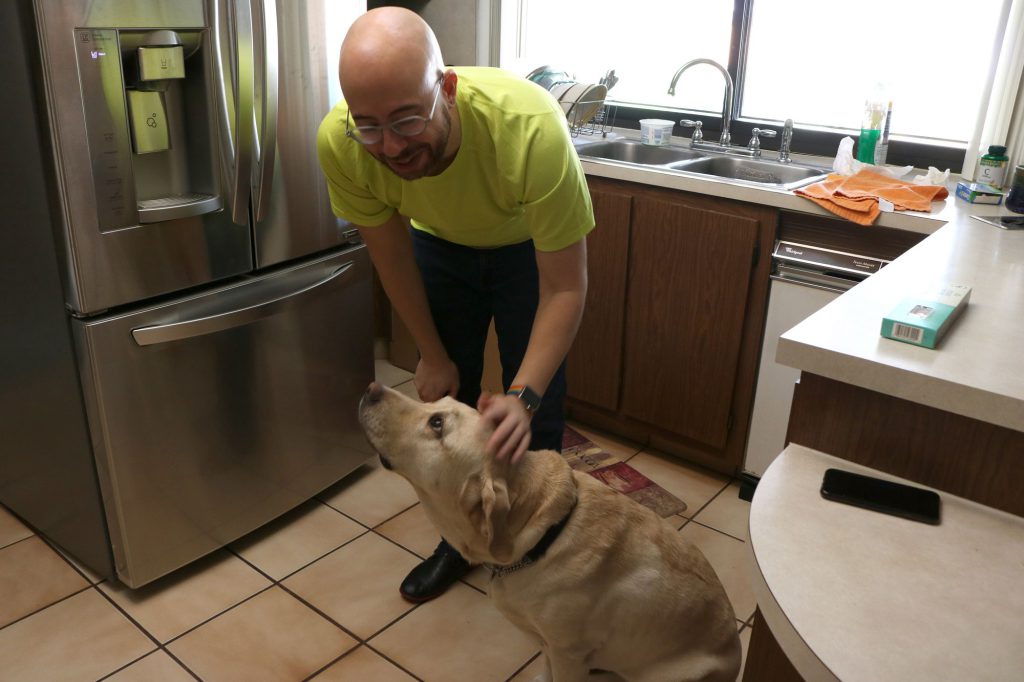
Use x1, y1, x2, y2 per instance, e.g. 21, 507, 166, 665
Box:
460, 472, 513, 563
442, 69, 458, 101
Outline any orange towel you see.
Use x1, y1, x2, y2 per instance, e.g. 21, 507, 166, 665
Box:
795, 169, 949, 225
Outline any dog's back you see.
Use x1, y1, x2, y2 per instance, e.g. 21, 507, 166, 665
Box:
490, 470, 741, 682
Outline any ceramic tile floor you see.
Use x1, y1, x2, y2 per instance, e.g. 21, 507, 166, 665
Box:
0, 360, 755, 681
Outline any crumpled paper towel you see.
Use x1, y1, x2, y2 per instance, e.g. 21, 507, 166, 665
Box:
832, 136, 950, 186
832, 136, 913, 178
910, 166, 950, 185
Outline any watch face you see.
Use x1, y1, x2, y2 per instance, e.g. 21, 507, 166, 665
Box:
509, 385, 541, 412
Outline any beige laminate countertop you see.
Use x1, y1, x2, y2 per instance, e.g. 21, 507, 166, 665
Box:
748, 444, 1024, 681
580, 132, 1024, 432
775, 203, 1024, 432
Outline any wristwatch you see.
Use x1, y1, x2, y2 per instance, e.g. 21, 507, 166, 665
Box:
507, 384, 542, 416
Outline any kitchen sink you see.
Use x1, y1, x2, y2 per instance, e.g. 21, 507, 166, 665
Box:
668, 155, 829, 190
574, 138, 830, 190
575, 140, 705, 166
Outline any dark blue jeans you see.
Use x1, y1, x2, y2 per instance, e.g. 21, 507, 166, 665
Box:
411, 229, 569, 565
410, 228, 567, 452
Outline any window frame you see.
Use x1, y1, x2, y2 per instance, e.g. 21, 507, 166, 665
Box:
602, 0, 968, 172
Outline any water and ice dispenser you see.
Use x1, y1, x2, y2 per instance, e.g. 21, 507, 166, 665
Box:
75, 28, 221, 230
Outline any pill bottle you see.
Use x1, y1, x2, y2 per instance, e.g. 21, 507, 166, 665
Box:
976, 145, 1009, 188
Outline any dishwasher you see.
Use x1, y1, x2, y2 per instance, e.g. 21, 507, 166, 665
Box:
741, 239, 889, 487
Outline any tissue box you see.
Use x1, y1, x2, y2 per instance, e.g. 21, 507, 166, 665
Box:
955, 181, 1003, 204
880, 284, 971, 349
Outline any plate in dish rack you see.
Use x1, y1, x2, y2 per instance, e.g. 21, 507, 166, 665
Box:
559, 83, 608, 127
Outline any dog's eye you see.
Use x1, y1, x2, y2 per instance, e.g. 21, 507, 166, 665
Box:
428, 414, 444, 435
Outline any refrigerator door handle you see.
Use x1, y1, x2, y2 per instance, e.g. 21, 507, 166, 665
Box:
211, 0, 256, 226
211, 0, 234, 170
131, 261, 354, 346
252, 0, 279, 222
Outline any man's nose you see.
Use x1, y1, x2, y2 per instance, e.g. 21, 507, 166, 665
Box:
379, 127, 408, 156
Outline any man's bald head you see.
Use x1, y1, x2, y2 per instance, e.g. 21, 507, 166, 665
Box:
339, 7, 445, 106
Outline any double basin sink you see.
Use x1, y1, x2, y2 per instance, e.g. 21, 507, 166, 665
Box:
574, 139, 830, 191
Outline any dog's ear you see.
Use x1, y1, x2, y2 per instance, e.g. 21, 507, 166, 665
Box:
460, 472, 514, 563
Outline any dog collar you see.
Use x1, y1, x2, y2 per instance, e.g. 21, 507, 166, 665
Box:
487, 499, 577, 579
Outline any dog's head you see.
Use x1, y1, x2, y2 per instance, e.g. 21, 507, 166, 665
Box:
357, 382, 514, 563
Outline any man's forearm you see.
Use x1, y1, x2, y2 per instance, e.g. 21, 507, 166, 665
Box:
357, 218, 448, 364
512, 289, 585, 396
512, 238, 588, 396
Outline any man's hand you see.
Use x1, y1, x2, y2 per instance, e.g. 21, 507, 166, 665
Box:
478, 393, 532, 464
415, 356, 459, 401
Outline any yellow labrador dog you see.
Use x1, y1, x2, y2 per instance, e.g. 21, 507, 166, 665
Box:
358, 382, 741, 682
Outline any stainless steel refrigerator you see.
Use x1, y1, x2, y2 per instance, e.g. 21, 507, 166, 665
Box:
0, 0, 373, 587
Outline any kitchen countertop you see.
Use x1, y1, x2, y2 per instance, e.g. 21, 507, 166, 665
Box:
579, 131, 1024, 433
748, 443, 1024, 681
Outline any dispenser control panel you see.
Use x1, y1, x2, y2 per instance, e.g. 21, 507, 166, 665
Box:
75, 28, 136, 231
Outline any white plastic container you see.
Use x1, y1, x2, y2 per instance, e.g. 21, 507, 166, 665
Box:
639, 119, 674, 146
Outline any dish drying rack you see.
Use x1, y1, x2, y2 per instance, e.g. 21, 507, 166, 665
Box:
568, 100, 616, 138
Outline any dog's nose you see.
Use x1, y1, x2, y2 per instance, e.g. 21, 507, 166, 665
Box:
363, 382, 384, 405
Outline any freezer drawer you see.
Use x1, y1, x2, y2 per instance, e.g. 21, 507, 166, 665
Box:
73, 246, 374, 587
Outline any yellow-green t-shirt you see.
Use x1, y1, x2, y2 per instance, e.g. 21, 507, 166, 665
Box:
316, 67, 595, 252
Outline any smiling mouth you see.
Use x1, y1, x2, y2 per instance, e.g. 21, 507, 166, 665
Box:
388, 153, 419, 170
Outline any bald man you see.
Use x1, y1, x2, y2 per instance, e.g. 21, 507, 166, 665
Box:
318, 8, 594, 602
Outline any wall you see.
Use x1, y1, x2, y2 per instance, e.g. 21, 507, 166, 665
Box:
368, 0, 492, 66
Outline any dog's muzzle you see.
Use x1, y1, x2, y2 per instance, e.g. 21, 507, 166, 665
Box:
359, 382, 392, 469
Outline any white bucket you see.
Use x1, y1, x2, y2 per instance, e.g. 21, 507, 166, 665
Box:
639, 119, 674, 146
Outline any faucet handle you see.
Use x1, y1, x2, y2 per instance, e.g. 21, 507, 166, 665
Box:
679, 119, 703, 144
748, 127, 777, 155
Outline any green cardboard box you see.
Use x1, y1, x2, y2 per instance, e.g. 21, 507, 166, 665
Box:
880, 284, 972, 349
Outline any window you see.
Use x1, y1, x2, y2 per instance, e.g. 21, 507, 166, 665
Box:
503, 2, 734, 113
500, 0, 1006, 171
742, 0, 1002, 143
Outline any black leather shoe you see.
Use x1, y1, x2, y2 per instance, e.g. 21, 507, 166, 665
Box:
400, 541, 470, 603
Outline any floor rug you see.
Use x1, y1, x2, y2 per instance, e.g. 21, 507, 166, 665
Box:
561, 427, 687, 518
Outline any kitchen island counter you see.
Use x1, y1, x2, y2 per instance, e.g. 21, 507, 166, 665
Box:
747, 443, 1024, 682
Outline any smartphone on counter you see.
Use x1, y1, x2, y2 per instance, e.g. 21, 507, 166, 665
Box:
820, 468, 941, 525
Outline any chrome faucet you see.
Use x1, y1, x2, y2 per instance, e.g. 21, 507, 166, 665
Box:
667, 58, 733, 147
778, 118, 794, 163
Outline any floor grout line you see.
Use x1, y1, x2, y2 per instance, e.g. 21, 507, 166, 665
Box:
275, 581, 364, 645
362, 641, 427, 682
370, 526, 432, 562
0, 581, 94, 634
0, 533, 35, 553
90, 583, 203, 681
230, 523, 375, 586
504, 650, 543, 681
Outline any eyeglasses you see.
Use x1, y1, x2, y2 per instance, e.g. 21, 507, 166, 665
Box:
345, 77, 444, 145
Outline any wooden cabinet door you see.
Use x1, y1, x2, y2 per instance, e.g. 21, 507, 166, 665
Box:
620, 193, 760, 450
566, 179, 632, 411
